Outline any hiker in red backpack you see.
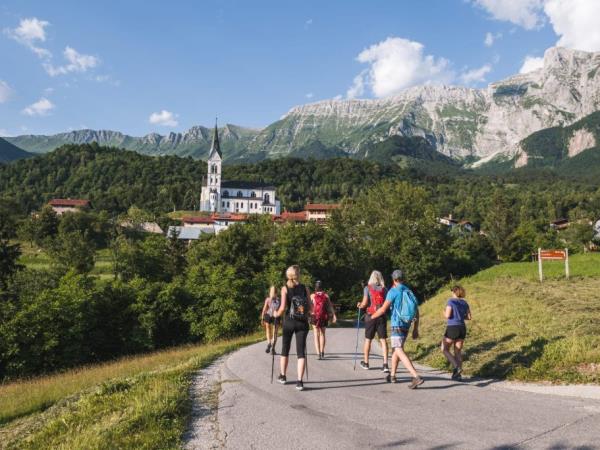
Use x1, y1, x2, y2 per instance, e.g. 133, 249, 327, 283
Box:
310, 280, 337, 360
356, 270, 389, 372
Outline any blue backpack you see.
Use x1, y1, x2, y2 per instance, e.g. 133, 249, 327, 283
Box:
391, 285, 418, 327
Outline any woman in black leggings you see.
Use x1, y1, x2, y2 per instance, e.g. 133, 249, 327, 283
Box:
273, 265, 312, 391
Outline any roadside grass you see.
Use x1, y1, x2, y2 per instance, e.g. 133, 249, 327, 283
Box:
0, 334, 261, 449
407, 253, 600, 384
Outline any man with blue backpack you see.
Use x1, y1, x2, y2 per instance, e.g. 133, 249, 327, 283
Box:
369, 269, 424, 389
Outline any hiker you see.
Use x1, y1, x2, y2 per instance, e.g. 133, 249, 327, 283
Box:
310, 280, 337, 360
273, 265, 312, 391
356, 271, 389, 372
441, 285, 471, 381
261, 285, 281, 354
370, 269, 424, 389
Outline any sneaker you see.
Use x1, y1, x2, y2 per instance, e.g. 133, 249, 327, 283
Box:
386, 374, 398, 383
277, 374, 287, 384
317, 353, 322, 360
451, 367, 463, 380
408, 377, 424, 389
265, 343, 271, 354
320, 352, 325, 359
382, 363, 390, 373
296, 380, 304, 391
360, 361, 369, 370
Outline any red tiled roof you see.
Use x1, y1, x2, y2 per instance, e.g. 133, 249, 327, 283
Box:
276, 211, 309, 222
49, 198, 90, 207
182, 216, 215, 224
213, 213, 248, 222
305, 203, 340, 211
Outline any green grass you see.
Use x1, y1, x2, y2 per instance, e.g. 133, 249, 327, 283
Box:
0, 334, 260, 449
407, 253, 600, 384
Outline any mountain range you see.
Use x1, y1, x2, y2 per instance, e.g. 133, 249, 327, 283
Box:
3, 46, 600, 167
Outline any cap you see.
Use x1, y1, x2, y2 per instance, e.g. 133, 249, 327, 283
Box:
391, 269, 403, 281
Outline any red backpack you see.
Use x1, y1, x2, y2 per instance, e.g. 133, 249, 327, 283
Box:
312, 291, 329, 327
367, 286, 386, 315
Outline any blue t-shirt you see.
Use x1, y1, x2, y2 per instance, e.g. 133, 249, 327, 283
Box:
446, 298, 469, 326
386, 284, 414, 329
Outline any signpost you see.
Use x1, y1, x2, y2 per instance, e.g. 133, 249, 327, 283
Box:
537, 248, 569, 282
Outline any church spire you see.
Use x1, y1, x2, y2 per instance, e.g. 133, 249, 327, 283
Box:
208, 118, 222, 159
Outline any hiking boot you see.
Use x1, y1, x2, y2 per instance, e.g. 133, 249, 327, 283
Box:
320, 352, 325, 359
265, 343, 271, 353
386, 374, 398, 383
451, 367, 463, 380
277, 374, 287, 385
360, 361, 369, 370
382, 363, 390, 373
296, 380, 304, 391
317, 353, 322, 360
408, 377, 424, 389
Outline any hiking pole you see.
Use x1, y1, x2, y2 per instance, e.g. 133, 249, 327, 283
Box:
353, 307, 361, 371
270, 319, 279, 384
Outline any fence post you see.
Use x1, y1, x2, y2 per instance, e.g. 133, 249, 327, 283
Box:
565, 248, 570, 280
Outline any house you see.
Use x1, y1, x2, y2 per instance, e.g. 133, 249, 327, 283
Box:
180, 213, 249, 234
275, 210, 309, 224
199, 123, 281, 215
550, 218, 570, 230
48, 198, 90, 215
304, 203, 340, 224
182, 216, 216, 227
439, 215, 458, 227
167, 226, 213, 243
439, 215, 474, 232
458, 220, 474, 233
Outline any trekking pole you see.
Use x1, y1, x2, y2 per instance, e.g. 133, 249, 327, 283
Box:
270, 319, 279, 384
305, 349, 309, 381
353, 307, 361, 371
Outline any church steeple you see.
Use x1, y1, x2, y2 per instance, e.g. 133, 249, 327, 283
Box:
208, 119, 222, 160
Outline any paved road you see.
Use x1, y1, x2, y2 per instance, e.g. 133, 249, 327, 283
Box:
217, 328, 600, 449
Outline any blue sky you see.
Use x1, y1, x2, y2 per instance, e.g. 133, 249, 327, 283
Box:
0, 0, 594, 136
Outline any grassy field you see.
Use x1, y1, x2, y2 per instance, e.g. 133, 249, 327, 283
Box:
407, 253, 600, 384
18, 243, 115, 279
0, 334, 260, 449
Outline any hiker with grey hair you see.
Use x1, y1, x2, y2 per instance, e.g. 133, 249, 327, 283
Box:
369, 269, 424, 389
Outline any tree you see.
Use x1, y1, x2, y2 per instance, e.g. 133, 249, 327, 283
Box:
483, 190, 516, 260
46, 230, 96, 274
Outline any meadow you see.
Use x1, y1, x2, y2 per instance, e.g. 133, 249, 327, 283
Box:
408, 253, 600, 383
0, 334, 260, 449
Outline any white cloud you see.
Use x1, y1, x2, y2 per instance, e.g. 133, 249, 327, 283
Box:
460, 64, 493, 84
347, 37, 452, 98
5, 17, 52, 58
544, 0, 600, 52
44, 46, 99, 76
22, 97, 55, 116
0, 80, 14, 103
484, 31, 502, 47
305, 92, 314, 99
470, 0, 545, 30
519, 55, 545, 73
149, 110, 178, 127
0, 129, 12, 137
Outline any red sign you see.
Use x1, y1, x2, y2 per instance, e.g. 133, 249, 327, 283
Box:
540, 249, 567, 260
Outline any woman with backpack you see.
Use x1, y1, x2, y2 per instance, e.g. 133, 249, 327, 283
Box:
260, 285, 281, 354
441, 285, 472, 381
356, 270, 389, 372
273, 265, 312, 391
310, 280, 337, 360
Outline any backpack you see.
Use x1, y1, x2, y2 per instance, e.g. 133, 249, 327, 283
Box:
392, 285, 418, 327
267, 296, 280, 316
366, 285, 386, 315
288, 284, 309, 321
312, 291, 329, 327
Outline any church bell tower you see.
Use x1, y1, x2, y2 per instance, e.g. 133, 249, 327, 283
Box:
206, 120, 222, 213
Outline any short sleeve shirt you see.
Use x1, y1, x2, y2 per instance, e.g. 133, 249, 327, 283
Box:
446, 298, 469, 326
386, 284, 413, 329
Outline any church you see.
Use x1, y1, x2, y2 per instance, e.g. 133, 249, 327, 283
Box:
199, 124, 281, 215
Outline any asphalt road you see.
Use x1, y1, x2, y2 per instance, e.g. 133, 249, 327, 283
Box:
216, 327, 600, 449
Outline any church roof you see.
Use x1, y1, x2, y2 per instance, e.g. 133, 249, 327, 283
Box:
208, 121, 222, 160
221, 180, 276, 190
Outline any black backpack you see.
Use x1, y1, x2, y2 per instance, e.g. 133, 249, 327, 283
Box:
288, 284, 309, 321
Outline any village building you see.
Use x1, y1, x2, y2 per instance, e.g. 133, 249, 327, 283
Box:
199, 124, 280, 215
439, 214, 474, 232
167, 225, 214, 243
48, 198, 91, 215
305, 203, 340, 224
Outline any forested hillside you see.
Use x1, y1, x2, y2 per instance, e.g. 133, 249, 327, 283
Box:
0, 137, 32, 163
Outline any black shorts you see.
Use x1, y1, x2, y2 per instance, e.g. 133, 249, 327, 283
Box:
365, 315, 387, 340
444, 325, 467, 341
263, 314, 281, 325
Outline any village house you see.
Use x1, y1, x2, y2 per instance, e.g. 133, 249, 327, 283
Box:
305, 203, 340, 224
439, 214, 474, 232
48, 198, 91, 215
550, 218, 570, 230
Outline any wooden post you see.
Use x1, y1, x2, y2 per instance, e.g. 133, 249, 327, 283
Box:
538, 248, 543, 283
565, 248, 570, 280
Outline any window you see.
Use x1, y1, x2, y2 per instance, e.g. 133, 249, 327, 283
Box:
223, 190, 229, 198
227, 201, 230, 207
264, 193, 270, 204
211, 164, 217, 174
251, 191, 256, 198
237, 191, 243, 198
222, 201, 225, 207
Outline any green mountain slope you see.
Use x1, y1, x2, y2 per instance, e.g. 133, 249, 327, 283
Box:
0, 137, 32, 163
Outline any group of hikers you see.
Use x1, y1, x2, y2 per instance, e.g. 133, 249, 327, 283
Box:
260, 265, 471, 391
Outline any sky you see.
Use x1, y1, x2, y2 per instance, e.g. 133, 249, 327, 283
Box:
1, 0, 598, 137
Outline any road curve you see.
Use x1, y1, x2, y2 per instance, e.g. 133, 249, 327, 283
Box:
215, 328, 600, 449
